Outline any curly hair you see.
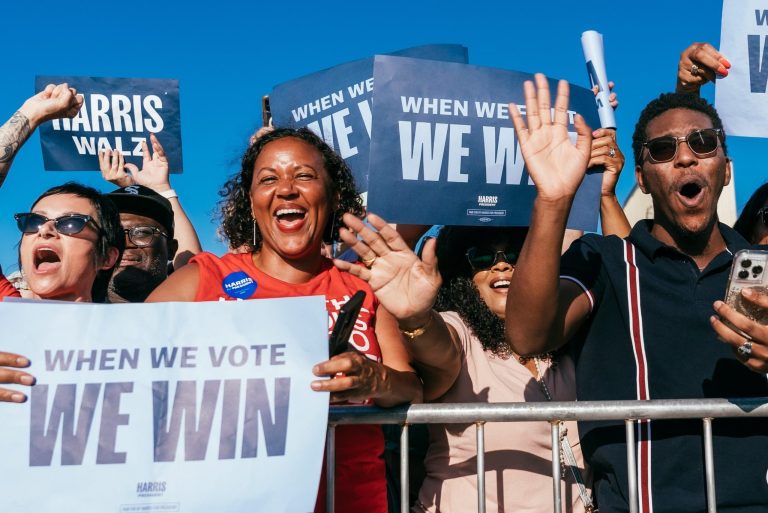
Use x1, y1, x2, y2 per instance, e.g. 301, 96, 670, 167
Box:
733, 182, 768, 243
434, 225, 528, 357
631, 92, 727, 167
217, 127, 364, 252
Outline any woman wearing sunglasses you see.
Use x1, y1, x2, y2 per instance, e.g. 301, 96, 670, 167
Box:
335, 218, 590, 513
0, 182, 124, 403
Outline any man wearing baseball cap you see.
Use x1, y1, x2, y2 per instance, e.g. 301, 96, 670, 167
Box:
106, 185, 178, 302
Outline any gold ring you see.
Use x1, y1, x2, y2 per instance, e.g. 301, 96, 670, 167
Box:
361, 255, 377, 268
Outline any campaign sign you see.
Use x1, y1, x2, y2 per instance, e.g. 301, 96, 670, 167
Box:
35, 76, 183, 172
367, 55, 602, 230
716, 0, 768, 137
0, 297, 328, 513
269, 44, 468, 192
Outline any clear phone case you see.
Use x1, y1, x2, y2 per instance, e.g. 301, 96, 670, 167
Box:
724, 249, 768, 325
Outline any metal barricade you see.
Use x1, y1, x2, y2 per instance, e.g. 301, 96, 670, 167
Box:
325, 397, 768, 513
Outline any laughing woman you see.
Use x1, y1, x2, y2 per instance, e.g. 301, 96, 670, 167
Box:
334, 220, 591, 513
146, 127, 449, 513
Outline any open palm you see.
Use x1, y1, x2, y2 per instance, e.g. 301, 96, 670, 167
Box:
333, 213, 441, 322
509, 75, 592, 202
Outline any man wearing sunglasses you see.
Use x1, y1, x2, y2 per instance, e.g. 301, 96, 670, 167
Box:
105, 185, 178, 303
505, 75, 768, 512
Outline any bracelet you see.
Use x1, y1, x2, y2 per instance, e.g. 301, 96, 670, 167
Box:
158, 189, 178, 199
399, 312, 434, 340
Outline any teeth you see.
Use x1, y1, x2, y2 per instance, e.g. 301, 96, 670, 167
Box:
275, 209, 305, 217
492, 280, 510, 289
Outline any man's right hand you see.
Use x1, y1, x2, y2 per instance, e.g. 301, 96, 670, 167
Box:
0, 351, 35, 403
18, 83, 83, 128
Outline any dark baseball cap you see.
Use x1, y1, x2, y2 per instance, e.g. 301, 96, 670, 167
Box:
107, 185, 174, 239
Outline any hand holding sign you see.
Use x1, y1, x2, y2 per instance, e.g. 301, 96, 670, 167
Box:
0, 351, 35, 403
19, 83, 82, 128
676, 42, 731, 94
509, 75, 592, 203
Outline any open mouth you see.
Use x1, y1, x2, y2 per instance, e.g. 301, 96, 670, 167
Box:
490, 278, 511, 290
34, 247, 61, 272
274, 207, 307, 230
676, 178, 705, 206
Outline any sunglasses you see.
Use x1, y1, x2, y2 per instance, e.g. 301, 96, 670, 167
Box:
465, 247, 518, 271
14, 212, 103, 236
757, 207, 768, 228
642, 128, 723, 163
124, 225, 169, 247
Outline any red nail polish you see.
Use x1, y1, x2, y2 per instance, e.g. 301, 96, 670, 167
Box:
718, 67, 729, 77
719, 57, 731, 68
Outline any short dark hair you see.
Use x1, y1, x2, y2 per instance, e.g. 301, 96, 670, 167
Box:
733, 183, 768, 243
218, 127, 365, 252
632, 93, 728, 167
434, 225, 528, 357
28, 182, 124, 302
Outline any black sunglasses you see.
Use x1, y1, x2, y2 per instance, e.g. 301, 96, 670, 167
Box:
124, 225, 169, 247
642, 128, 723, 163
465, 247, 518, 271
14, 212, 103, 236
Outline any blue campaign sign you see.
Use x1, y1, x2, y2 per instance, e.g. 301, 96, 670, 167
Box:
366, 55, 603, 231
35, 76, 183, 173
269, 45, 468, 192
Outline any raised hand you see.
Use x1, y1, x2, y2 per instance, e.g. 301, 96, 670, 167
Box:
590, 128, 625, 196
509, 74, 592, 202
132, 134, 171, 191
19, 83, 83, 127
332, 213, 440, 324
99, 149, 135, 187
677, 42, 731, 94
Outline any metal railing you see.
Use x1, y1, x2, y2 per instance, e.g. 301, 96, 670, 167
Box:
325, 397, 768, 513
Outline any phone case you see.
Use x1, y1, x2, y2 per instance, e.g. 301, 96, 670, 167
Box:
724, 249, 768, 325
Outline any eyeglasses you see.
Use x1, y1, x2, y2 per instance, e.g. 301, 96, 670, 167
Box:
123, 225, 169, 247
14, 212, 103, 236
465, 247, 517, 271
642, 128, 723, 163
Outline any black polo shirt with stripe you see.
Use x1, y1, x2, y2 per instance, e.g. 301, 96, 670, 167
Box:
560, 220, 768, 513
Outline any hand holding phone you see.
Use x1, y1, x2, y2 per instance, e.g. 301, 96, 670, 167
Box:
724, 249, 768, 326
328, 290, 365, 357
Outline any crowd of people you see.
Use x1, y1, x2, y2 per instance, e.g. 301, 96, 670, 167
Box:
0, 41, 767, 513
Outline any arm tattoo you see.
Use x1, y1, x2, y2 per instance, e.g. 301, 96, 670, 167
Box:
0, 111, 32, 187
0, 111, 31, 162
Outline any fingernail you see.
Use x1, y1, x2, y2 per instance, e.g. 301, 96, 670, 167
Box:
592, 130, 599, 136
15, 357, 29, 366
310, 381, 322, 391
20, 375, 34, 386
714, 300, 724, 309
11, 393, 25, 403
719, 57, 731, 68
743, 288, 755, 297
718, 67, 729, 77
312, 365, 320, 375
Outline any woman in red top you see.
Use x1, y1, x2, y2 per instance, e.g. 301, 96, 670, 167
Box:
147, 127, 429, 513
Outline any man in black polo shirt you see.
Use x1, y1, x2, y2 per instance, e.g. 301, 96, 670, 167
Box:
505, 75, 768, 512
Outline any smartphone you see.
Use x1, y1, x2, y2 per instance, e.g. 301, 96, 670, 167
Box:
261, 95, 272, 127
328, 290, 365, 357
724, 249, 768, 326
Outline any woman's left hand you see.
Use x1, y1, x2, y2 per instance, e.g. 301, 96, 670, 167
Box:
711, 289, 768, 373
333, 212, 441, 325
311, 351, 387, 403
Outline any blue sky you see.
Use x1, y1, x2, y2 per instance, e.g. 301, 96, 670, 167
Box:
0, 0, 757, 272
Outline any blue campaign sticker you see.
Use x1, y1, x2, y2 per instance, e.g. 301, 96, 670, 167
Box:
222, 271, 257, 299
